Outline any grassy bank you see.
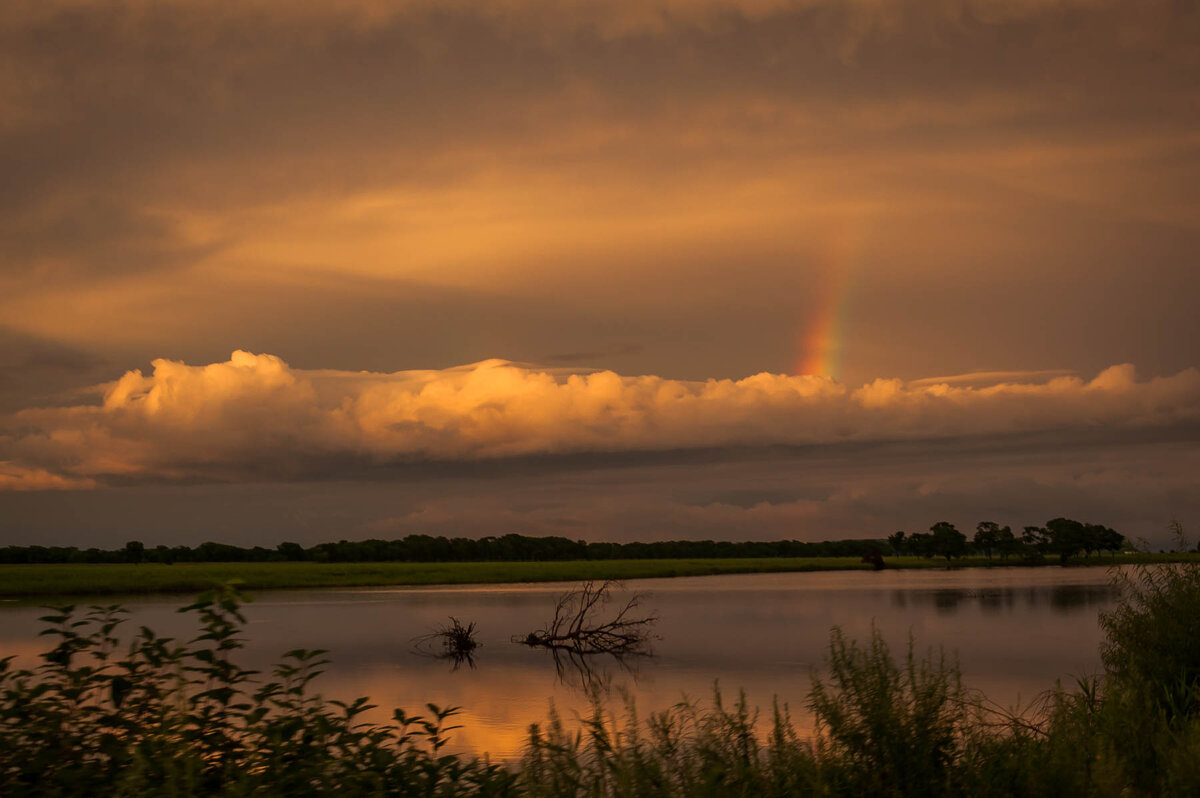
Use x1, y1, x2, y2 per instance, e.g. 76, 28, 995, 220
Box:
1, 553, 1194, 601
0, 558, 869, 600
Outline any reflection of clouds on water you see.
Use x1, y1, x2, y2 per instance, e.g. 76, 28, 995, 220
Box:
892, 584, 1116, 615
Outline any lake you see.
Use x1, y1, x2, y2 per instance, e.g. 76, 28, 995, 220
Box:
0, 566, 1123, 760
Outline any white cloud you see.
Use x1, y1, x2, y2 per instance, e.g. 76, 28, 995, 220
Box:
2, 351, 1198, 488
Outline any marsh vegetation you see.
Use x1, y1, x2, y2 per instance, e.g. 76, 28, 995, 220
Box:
3, 559, 1200, 795
414, 617, 481, 669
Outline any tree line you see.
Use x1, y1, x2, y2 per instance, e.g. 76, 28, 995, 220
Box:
0, 534, 888, 565
0, 520, 1131, 565
888, 518, 1127, 564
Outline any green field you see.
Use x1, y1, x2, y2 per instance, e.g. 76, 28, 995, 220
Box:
1, 553, 1191, 602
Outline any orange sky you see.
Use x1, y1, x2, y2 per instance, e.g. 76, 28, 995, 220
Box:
1, 0, 1198, 544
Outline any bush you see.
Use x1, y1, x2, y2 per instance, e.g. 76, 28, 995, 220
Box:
0, 585, 517, 796
809, 628, 965, 797
1098, 559, 1200, 792
1101, 561, 1200, 717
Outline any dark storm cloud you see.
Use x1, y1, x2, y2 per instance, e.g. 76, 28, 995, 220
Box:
0, 326, 109, 411
1, 430, 1195, 548
3, 0, 1197, 273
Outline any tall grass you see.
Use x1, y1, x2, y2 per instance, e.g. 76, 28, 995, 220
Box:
4, 560, 1200, 795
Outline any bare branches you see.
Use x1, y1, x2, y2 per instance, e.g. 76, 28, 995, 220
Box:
517, 581, 657, 656
516, 581, 657, 690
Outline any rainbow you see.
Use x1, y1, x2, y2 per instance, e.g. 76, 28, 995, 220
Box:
794, 218, 869, 380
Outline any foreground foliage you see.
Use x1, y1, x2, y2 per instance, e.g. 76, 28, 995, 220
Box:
4, 562, 1200, 796
0, 588, 516, 796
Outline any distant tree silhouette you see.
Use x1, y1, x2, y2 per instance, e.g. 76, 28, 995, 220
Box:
899, 532, 934, 558
0, 523, 1129, 566
1100, 525, 1126, 557
973, 522, 1002, 559
277, 542, 305, 561
123, 540, 145, 565
1045, 517, 1088, 564
929, 522, 968, 562
994, 525, 1020, 560
1022, 526, 1050, 559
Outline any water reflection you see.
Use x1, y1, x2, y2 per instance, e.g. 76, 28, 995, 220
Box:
893, 583, 1116, 615
0, 566, 1129, 759
541, 646, 651, 692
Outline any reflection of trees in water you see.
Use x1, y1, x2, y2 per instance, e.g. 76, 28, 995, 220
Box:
978, 590, 1016, 614
892, 584, 1116, 615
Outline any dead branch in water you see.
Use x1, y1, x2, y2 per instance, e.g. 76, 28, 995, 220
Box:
516, 580, 657, 655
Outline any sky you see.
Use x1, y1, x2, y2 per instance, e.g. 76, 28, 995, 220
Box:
1, 0, 1198, 547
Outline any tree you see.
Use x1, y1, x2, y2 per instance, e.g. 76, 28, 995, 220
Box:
276, 541, 305, 561
929, 522, 967, 562
123, 540, 145, 565
906, 532, 935, 558
1045, 517, 1087, 564
1022, 526, 1049, 557
994, 525, 1019, 560
973, 522, 1002, 560
886, 531, 907, 556
1096, 525, 1125, 558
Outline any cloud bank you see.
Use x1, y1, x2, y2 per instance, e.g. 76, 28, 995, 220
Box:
3, 351, 1197, 488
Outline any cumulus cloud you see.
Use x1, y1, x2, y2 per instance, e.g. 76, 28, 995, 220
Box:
2, 351, 1198, 488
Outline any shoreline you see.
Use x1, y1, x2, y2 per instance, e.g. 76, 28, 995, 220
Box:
1, 553, 1191, 603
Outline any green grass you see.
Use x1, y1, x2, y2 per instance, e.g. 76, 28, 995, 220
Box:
2, 553, 1194, 601
0, 558, 868, 600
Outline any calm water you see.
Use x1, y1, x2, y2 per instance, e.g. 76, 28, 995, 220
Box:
0, 567, 1122, 759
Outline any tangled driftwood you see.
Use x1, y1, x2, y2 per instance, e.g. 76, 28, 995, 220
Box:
516, 580, 657, 655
